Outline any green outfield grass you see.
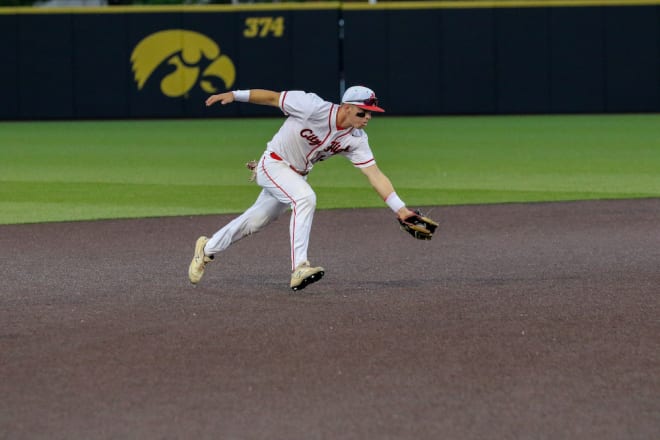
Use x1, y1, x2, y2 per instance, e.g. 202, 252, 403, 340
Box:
1, 114, 659, 224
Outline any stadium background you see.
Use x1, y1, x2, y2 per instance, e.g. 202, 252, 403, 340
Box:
1, 0, 658, 120
1, 2, 659, 439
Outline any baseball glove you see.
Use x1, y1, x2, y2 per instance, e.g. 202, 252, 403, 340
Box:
399, 210, 438, 240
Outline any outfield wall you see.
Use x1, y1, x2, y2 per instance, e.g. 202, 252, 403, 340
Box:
0, 1, 658, 119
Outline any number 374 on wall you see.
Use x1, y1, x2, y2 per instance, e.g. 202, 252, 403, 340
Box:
243, 17, 285, 38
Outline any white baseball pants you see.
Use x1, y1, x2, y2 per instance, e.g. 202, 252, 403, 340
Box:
204, 152, 316, 271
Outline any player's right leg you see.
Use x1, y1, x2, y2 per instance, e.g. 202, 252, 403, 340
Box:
188, 190, 287, 285
188, 236, 213, 285
205, 190, 287, 254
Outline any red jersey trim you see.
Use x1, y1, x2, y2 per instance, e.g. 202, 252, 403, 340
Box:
280, 91, 289, 115
353, 158, 375, 166
304, 104, 337, 165
327, 103, 334, 132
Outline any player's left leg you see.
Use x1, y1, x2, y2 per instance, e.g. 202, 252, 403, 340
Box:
204, 189, 288, 255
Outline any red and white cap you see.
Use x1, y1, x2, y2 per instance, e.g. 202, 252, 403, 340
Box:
341, 85, 385, 112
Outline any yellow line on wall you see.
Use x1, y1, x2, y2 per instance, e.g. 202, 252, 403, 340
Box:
0, 2, 341, 15
0, 0, 658, 15
343, 0, 660, 10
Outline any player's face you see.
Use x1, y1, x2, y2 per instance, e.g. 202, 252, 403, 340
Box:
351, 105, 372, 128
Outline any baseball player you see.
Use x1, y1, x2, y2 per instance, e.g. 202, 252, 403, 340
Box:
189, 85, 417, 291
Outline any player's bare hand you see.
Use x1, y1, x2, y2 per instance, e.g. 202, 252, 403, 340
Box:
396, 207, 416, 221
205, 92, 234, 107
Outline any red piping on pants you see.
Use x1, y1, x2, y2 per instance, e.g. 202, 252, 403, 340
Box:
261, 155, 298, 270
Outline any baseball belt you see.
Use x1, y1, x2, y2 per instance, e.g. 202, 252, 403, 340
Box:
269, 151, 309, 176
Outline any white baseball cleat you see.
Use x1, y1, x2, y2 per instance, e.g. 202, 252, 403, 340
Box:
188, 236, 214, 285
290, 261, 325, 291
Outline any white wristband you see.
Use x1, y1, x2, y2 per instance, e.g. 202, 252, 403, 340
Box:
385, 192, 405, 213
233, 90, 250, 102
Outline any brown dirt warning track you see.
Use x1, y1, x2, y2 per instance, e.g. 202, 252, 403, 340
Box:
1, 199, 659, 440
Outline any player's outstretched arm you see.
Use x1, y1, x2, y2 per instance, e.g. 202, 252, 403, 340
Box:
205, 89, 281, 108
360, 164, 414, 220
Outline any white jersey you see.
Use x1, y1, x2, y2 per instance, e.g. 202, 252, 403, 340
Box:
266, 91, 376, 174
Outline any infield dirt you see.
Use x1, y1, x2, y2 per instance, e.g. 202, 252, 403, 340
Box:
1, 199, 658, 439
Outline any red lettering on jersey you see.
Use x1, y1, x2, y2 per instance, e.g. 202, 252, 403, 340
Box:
325, 139, 350, 154
300, 129, 350, 153
300, 129, 322, 147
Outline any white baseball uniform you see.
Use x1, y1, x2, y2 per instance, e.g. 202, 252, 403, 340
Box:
204, 90, 376, 270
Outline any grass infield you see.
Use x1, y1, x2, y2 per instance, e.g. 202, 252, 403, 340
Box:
1, 114, 659, 224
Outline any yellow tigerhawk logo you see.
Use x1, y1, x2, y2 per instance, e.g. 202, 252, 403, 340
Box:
130, 29, 236, 97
